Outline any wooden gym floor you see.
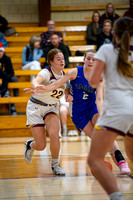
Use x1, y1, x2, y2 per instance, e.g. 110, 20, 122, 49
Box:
0, 136, 133, 200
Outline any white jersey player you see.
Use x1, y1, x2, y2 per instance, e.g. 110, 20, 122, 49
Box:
24, 48, 67, 176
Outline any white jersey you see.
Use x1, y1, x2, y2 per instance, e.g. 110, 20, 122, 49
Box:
32, 66, 66, 104
94, 44, 133, 116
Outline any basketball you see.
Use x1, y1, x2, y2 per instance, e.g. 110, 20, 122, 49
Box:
91, 160, 112, 176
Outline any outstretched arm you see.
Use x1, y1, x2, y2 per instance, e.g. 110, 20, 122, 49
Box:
44, 68, 77, 92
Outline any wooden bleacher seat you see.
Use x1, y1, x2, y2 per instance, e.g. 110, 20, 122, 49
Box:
0, 96, 29, 104
14, 26, 87, 37
10, 56, 83, 69
14, 68, 71, 76
51, 4, 129, 11
5, 45, 96, 58
0, 114, 76, 137
5, 35, 86, 46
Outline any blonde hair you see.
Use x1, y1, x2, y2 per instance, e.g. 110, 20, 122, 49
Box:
103, 19, 112, 26
29, 35, 41, 49
84, 49, 96, 58
47, 48, 62, 65
113, 17, 133, 78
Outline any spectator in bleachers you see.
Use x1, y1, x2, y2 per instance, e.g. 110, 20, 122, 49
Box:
0, 14, 16, 36
96, 19, 112, 50
123, 0, 133, 18
100, 2, 119, 26
86, 11, 103, 45
41, 20, 63, 51
45, 33, 70, 68
22, 35, 43, 81
0, 64, 17, 115
0, 15, 8, 35
0, 43, 19, 98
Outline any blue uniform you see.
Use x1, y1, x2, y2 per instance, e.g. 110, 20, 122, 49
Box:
69, 66, 98, 132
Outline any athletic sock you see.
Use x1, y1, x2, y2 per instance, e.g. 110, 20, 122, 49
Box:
51, 158, 59, 167
29, 141, 34, 150
114, 150, 125, 163
63, 125, 67, 136
109, 192, 124, 200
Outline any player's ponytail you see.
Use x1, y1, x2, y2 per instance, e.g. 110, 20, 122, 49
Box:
113, 17, 133, 78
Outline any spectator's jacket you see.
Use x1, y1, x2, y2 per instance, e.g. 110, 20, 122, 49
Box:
22, 44, 43, 65
86, 22, 103, 45
96, 31, 113, 50
0, 68, 8, 96
0, 53, 14, 79
41, 31, 63, 50
100, 13, 119, 26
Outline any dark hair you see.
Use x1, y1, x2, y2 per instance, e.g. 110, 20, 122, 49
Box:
92, 10, 100, 22
113, 17, 133, 78
51, 33, 60, 38
47, 48, 62, 65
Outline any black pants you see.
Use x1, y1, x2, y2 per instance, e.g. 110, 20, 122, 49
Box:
8, 76, 19, 97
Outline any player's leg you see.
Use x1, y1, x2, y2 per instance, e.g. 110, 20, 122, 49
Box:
109, 140, 131, 175
124, 135, 133, 161
45, 113, 65, 175
83, 112, 99, 138
88, 129, 124, 199
82, 121, 94, 138
60, 105, 69, 136
24, 126, 46, 163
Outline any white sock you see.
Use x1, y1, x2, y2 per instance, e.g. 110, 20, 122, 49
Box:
29, 142, 34, 150
63, 125, 67, 132
63, 125, 67, 135
51, 158, 59, 167
109, 192, 124, 200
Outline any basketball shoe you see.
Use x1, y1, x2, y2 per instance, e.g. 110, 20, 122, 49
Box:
52, 164, 66, 175
24, 139, 34, 163
117, 160, 131, 175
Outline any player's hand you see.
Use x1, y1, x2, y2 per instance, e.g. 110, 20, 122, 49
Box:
66, 94, 73, 102
35, 85, 46, 91
23, 88, 37, 95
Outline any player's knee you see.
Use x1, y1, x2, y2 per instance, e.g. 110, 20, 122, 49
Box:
87, 154, 97, 170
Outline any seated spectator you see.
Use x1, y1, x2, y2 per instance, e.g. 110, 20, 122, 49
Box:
86, 11, 103, 45
0, 14, 16, 36
22, 35, 44, 81
96, 19, 112, 50
0, 43, 18, 98
0, 67, 17, 115
0, 15, 8, 35
41, 20, 63, 51
60, 95, 78, 136
100, 2, 119, 26
45, 33, 70, 68
123, 0, 133, 18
